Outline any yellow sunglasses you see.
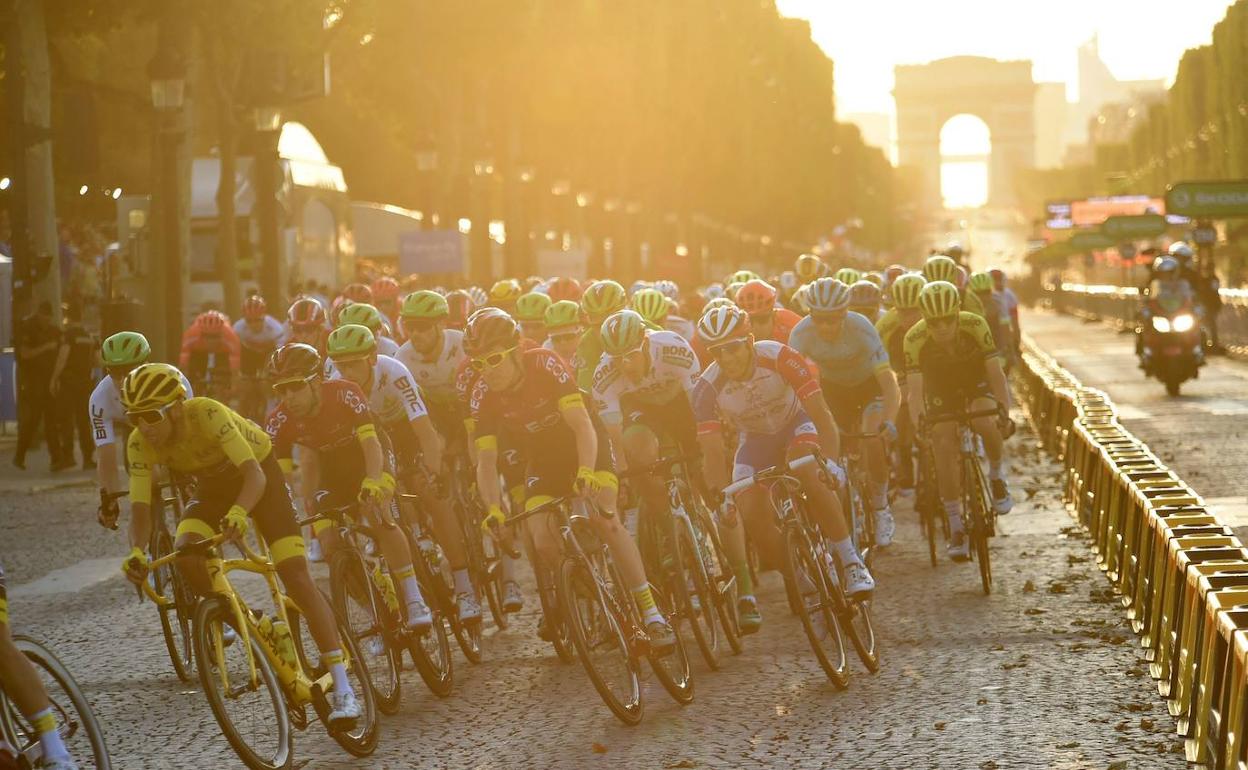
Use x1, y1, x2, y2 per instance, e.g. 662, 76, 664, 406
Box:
469, 346, 517, 371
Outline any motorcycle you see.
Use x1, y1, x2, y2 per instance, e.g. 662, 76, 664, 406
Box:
1137, 297, 1204, 396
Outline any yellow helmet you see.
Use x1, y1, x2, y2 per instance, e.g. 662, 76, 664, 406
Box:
889, 274, 927, 310
923, 255, 959, 284
121, 363, 187, 411
917, 280, 962, 320
795, 253, 824, 282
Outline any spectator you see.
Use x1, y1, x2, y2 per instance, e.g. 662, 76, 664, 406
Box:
13, 302, 68, 471
1198, 257, 1224, 354
50, 304, 97, 469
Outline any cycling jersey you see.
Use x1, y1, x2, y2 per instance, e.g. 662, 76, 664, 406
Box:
396, 329, 466, 409
326, 354, 428, 425
692, 340, 820, 436
663, 316, 696, 342
765, 307, 802, 344
960, 289, 987, 320
234, 317, 286, 375
471, 347, 583, 447
902, 311, 998, 379
377, 336, 400, 358
788, 311, 889, 387
179, 325, 242, 372
127, 398, 270, 505
591, 331, 700, 426
266, 379, 376, 462
574, 320, 659, 391
88, 372, 194, 448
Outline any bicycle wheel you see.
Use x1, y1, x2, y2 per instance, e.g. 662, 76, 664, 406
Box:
327, 551, 402, 716
192, 597, 293, 770
534, 562, 576, 663
431, 562, 484, 665
321, 612, 379, 758
645, 583, 695, 705
150, 528, 196, 682
478, 534, 508, 630
694, 506, 742, 656
782, 526, 849, 688
673, 519, 719, 670
2, 636, 112, 770
557, 557, 643, 726
406, 589, 454, 696
964, 458, 993, 595
823, 547, 879, 673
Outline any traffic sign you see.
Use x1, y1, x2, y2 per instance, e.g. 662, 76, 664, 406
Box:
1069, 230, 1114, 251
1100, 213, 1168, 238
1165, 180, 1248, 218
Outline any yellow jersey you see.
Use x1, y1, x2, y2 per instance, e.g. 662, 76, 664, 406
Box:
902, 312, 998, 378
127, 398, 271, 505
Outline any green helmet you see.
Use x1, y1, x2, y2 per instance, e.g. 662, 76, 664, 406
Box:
631, 288, 669, 324
326, 323, 378, 361
545, 299, 582, 330
918, 281, 961, 320
515, 292, 552, 322
889, 274, 927, 310
923, 255, 959, 283
338, 302, 385, 333
729, 269, 760, 285
102, 331, 151, 368
401, 290, 448, 319
834, 267, 861, 285
968, 271, 994, 293
600, 310, 647, 356
581, 280, 628, 321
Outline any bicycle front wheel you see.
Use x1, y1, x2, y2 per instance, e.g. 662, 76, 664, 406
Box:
150, 527, 196, 682
557, 557, 643, 726
645, 584, 695, 705
782, 527, 849, 688
673, 522, 719, 671
327, 551, 402, 716
322, 610, 379, 758
1, 636, 112, 770
192, 597, 293, 770
964, 457, 993, 595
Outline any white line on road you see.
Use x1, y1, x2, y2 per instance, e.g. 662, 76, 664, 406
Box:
9, 558, 120, 598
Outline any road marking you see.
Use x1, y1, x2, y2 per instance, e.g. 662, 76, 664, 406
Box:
9, 558, 120, 598
1196, 399, 1248, 416
1113, 405, 1152, 420
1206, 497, 1248, 529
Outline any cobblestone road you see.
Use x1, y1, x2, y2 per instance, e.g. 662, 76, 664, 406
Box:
1, 408, 1182, 768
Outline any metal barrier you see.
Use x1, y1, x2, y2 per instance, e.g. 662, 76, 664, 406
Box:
1047, 283, 1248, 357
1017, 333, 1248, 767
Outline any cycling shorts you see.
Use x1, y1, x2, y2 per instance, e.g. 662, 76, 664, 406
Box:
732, 409, 819, 482
177, 452, 302, 562
524, 411, 616, 501
822, 376, 883, 433
925, 376, 993, 419
383, 419, 422, 476
312, 442, 402, 532
621, 393, 700, 459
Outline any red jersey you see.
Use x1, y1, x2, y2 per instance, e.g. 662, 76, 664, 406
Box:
265, 379, 374, 460
470, 347, 581, 447
179, 324, 242, 371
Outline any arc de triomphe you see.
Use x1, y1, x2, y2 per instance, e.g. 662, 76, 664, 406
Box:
894, 56, 1036, 209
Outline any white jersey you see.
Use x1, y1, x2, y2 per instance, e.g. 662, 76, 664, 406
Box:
233, 316, 286, 351
377, 336, 400, 358
663, 316, 696, 342
591, 331, 701, 425
395, 329, 466, 408
88, 372, 194, 447
326, 354, 427, 425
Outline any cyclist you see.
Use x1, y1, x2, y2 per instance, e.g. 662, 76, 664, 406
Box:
234, 295, 285, 421
574, 280, 630, 391
788, 278, 902, 547
795, 253, 828, 285
338, 302, 399, 357
848, 280, 883, 323
735, 279, 800, 344
545, 277, 583, 304
515, 292, 553, 346
968, 272, 1012, 366
118, 362, 363, 726
286, 297, 330, 356
0, 561, 79, 770
544, 300, 584, 365
874, 273, 927, 496
489, 279, 523, 314
989, 268, 1021, 356
466, 310, 676, 649
92, 332, 194, 529
834, 267, 861, 287
370, 277, 402, 336
923, 255, 986, 319
694, 305, 875, 632
444, 289, 475, 332
903, 281, 1014, 561
179, 310, 240, 398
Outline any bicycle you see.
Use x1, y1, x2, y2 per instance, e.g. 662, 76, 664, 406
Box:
839, 430, 882, 569
724, 449, 879, 687
140, 533, 378, 769
923, 407, 1001, 595
912, 441, 947, 568
624, 453, 741, 670
505, 496, 694, 725
445, 452, 510, 631
0, 636, 111, 769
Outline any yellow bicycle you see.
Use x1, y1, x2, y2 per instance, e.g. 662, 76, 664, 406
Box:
140, 533, 377, 770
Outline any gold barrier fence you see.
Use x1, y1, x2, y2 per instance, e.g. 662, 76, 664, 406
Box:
1016, 334, 1248, 769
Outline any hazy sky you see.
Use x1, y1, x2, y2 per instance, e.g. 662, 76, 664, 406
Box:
776, 0, 1239, 115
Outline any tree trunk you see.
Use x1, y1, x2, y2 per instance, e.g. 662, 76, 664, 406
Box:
205, 32, 241, 317
5, 0, 61, 325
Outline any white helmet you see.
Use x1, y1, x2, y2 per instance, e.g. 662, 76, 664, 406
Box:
805, 277, 852, 313
696, 304, 750, 345
778, 271, 799, 292
703, 283, 725, 301
1169, 241, 1194, 260
653, 279, 680, 301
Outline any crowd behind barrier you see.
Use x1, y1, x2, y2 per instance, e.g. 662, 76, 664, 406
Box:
1016, 334, 1248, 768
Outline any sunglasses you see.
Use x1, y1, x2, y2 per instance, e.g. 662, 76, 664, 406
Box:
811, 313, 847, 327
469, 346, 517, 371
402, 317, 439, 333
126, 403, 175, 427
272, 377, 314, 397
708, 338, 751, 358
549, 331, 580, 344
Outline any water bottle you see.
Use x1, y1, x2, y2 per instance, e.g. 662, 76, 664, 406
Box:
271, 619, 298, 671
623, 505, 640, 540
372, 564, 400, 614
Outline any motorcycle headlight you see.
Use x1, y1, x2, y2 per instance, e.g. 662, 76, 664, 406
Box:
1172, 314, 1195, 333
1151, 316, 1172, 333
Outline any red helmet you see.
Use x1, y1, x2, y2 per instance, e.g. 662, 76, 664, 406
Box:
195, 310, 228, 332
734, 279, 778, 315
546, 277, 583, 304
371, 276, 400, 301
341, 283, 373, 304
464, 308, 520, 355
288, 297, 326, 327
242, 295, 267, 321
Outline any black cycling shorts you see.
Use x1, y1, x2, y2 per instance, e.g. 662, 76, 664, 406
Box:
181, 451, 299, 549
524, 405, 615, 501
823, 376, 883, 433
620, 394, 700, 459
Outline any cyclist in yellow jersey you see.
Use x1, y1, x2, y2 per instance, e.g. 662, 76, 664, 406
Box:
922, 254, 986, 319
903, 282, 1014, 562
118, 363, 362, 726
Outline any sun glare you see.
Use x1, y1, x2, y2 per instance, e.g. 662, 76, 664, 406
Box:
940, 114, 991, 209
